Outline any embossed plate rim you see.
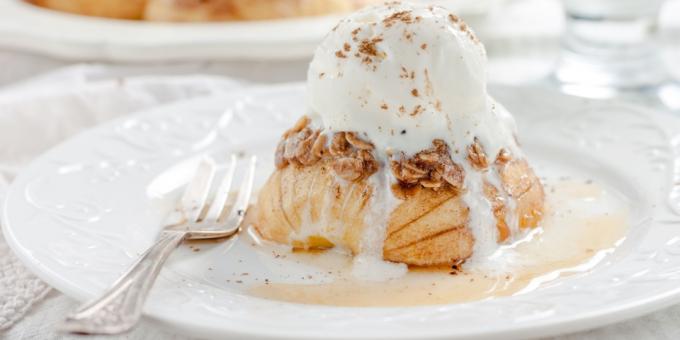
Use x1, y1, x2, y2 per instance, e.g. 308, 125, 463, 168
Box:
4, 84, 680, 339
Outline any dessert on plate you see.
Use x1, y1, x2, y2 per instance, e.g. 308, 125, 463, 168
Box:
26, 0, 379, 21
27, 0, 146, 19
254, 1, 544, 270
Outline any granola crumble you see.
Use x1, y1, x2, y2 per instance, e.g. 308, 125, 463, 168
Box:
495, 148, 511, 165
332, 158, 364, 181
345, 132, 374, 150
276, 120, 506, 194
467, 137, 489, 170
275, 116, 378, 182
390, 139, 465, 191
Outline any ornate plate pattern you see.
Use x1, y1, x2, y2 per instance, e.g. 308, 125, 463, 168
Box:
4, 84, 680, 339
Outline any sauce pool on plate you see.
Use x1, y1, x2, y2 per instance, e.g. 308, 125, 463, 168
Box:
247, 178, 628, 307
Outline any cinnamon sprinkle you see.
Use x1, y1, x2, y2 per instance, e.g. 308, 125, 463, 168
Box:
435, 100, 442, 112
424, 69, 433, 96
351, 27, 361, 42
358, 37, 383, 57
382, 10, 413, 27
400, 66, 410, 79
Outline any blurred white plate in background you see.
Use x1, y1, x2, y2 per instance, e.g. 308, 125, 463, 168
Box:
0, 0, 497, 62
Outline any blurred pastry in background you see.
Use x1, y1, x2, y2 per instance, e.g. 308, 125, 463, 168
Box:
25, 0, 380, 21
145, 0, 379, 21
27, 0, 146, 19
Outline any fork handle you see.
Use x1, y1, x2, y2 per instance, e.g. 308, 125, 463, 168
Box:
60, 230, 187, 335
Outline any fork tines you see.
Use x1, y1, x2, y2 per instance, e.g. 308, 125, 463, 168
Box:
182, 154, 256, 226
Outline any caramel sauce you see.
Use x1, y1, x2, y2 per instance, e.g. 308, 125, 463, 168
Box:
249, 179, 629, 307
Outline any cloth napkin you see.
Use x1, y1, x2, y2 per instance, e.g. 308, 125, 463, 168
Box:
0, 67, 243, 331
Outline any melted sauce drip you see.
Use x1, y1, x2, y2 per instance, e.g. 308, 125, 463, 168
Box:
248, 179, 629, 307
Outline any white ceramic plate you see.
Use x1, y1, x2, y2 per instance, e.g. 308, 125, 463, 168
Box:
5, 84, 680, 339
0, 0, 495, 62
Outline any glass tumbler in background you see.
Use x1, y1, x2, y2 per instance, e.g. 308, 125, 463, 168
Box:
554, 0, 679, 110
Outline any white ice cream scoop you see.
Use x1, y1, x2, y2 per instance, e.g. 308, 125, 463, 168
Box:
307, 1, 516, 159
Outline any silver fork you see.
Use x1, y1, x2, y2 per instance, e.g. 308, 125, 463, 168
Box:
59, 155, 256, 335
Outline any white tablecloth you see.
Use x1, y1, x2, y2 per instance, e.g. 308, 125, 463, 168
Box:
2, 0, 680, 338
